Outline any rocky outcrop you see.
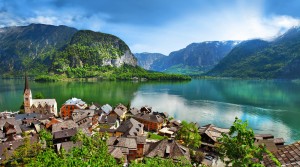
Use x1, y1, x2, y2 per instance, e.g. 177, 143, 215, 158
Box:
103, 50, 137, 67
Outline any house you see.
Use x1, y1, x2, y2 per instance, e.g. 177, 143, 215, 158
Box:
167, 119, 181, 132
110, 108, 126, 121
52, 120, 78, 133
255, 134, 285, 149
0, 118, 22, 141
107, 137, 138, 162
199, 124, 230, 150
140, 106, 152, 114
53, 128, 77, 144
128, 108, 140, 116
15, 113, 54, 122
134, 136, 146, 158
42, 117, 63, 130
133, 113, 164, 132
60, 98, 87, 118
71, 109, 96, 127
108, 146, 125, 162
98, 114, 119, 127
153, 111, 169, 119
115, 118, 144, 137
145, 139, 190, 161
115, 103, 127, 112
23, 74, 58, 116
158, 127, 175, 138
101, 104, 113, 115
55, 141, 82, 153
89, 103, 101, 110
255, 134, 275, 140
263, 141, 300, 166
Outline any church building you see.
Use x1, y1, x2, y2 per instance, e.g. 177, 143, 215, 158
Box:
23, 74, 58, 116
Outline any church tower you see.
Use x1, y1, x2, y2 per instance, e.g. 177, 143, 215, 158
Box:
24, 74, 32, 113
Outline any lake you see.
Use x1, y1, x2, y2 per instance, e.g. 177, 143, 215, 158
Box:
0, 79, 300, 144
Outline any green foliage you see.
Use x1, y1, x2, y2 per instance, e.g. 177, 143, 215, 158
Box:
39, 129, 53, 148
130, 157, 192, 167
217, 117, 281, 167
5, 134, 42, 166
19, 102, 25, 114
208, 37, 300, 79
0, 25, 190, 81
147, 132, 167, 140
176, 121, 201, 148
35, 75, 61, 82
190, 150, 204, 164
34, 92, 45, 99
6, 131, 118, 166
54, 64, 191, 80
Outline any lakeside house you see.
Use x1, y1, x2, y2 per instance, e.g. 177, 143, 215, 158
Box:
60, 98, 87, 118
23, 74, 58, 116
263, 141, 300, 166
199, 124, 230, 150
101, 104, 113, 115
110, 104, 128, 121
133, 112, 164, 132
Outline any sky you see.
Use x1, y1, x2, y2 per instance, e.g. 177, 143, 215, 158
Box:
0, 0, 300, 55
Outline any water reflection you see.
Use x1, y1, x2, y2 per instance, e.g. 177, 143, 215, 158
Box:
131, 90, 293, 144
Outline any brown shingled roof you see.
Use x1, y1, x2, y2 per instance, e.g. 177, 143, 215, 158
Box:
199, 124, 229, 142
115, 118, 143, 136
263, 141, 300, 166
53, 128, 77, 139
145, 139, 190, 161
133, 113, 163, 123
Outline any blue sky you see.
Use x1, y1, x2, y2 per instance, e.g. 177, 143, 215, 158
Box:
0, 0, 300, 54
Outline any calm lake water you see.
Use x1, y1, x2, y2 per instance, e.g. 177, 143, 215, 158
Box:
0, 79, 300, 144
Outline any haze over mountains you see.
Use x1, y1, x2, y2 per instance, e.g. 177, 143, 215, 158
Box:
136, 26, 300, 79
136, 41, 239, 75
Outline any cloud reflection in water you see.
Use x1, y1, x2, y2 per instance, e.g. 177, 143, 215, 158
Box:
131, 91, 292, 143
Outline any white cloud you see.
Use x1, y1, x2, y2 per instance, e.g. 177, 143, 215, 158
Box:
1, 1, 300, 55
113, 6, 300, 54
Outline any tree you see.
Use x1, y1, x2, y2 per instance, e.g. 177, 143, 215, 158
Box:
39, 129, 53, 148
190, 150, 204, 164
176, 121, 201, 148
217, 117, 281, 167
28, 131, 118, 166
6, 133, 42, 166
19, 102, 25, 114
34, 92, 44, 99
130, 157, 192, 167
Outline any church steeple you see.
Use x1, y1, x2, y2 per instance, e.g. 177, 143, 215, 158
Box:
24, 73, 32, 113
24, 73, 30, 93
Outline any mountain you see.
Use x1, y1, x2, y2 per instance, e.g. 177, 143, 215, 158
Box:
134, 53, 166, 70
208, 27, 300, 79
0, 24, 77, 74
0, 24, 137, 76
148, 41, 239, 75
